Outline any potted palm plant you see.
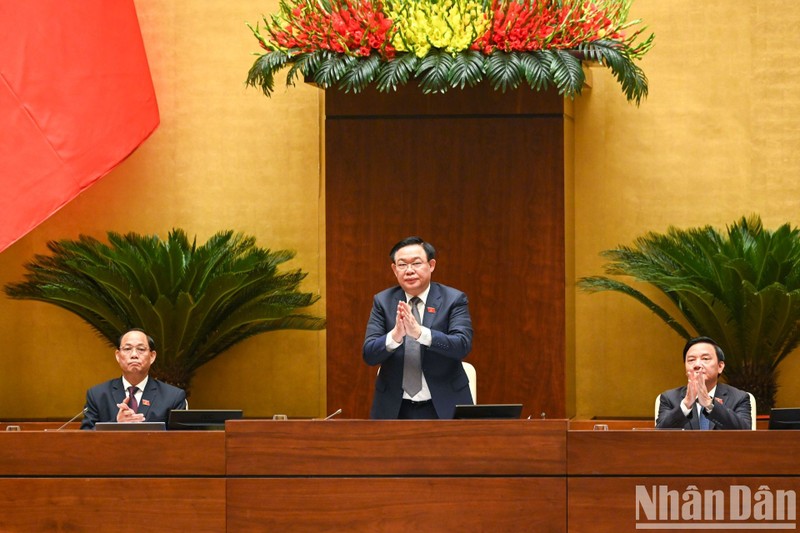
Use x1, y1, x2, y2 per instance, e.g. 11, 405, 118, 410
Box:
4, 229, 326, 393
578, 215, 800, 413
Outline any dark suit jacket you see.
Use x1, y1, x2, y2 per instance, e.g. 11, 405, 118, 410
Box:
656, 382, 752, 430
81, 377, 187, 430
363, 282, 473, 419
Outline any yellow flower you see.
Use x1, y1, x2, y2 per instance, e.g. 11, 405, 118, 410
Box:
386, 0, 490, 57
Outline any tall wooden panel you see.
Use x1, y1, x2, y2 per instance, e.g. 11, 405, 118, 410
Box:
325, 84, 569, 419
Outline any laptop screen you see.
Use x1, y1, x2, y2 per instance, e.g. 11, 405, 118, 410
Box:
769, 407, 800, 429
167, 409, 243, 430
453, 404, 523, 419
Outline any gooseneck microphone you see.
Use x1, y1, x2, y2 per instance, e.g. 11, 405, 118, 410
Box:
55, 407, 88, 431
323, 408, 342, 420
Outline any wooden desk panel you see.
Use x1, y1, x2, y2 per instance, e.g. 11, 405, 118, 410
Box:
568, 419, 654, 431
568, 430, 800, 475
226, 419, 567, 476
0, 478, 225, 532
1, 422, 79, 431
229, 477, 566, 532
0, 431, 225, 475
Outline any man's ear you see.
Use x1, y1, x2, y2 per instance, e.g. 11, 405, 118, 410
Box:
429, 258, 436, 272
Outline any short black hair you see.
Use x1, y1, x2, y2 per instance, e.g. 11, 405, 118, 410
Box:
389, 236, 436, 262
118, 328, 156, 351
683, 336, 725, 362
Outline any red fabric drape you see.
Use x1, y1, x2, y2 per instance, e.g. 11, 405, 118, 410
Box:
0, 1, 159, 252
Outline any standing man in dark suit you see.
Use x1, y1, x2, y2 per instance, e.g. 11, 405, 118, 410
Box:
656, 336, 752, 430
81, 328, 187, 429
363, 236, 473, 419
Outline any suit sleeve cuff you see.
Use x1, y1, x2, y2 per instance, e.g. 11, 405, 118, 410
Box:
385, 334, 401, 351
417, 326, 432, 346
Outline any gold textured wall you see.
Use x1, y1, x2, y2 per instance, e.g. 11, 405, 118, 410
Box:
574, 0, 800, 417
2, 0, 800, 421
0, 0, 326, 419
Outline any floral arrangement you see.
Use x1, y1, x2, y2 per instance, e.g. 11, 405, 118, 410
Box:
246, 0, 654, 103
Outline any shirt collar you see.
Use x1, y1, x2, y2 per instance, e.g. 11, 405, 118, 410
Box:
405, 285, 431, 306
122, 375, 149, 391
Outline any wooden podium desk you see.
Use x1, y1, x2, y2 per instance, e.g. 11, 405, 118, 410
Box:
0, 430, 225, 532
568, 430, 800, 532
226, 419, 568, 532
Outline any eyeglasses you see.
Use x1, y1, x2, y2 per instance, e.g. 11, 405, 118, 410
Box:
120, 345, 150, 355
395, 261, 426, 271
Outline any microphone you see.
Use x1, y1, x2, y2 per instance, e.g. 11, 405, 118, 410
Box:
51, 408, 88, 431
323, 408, 342, 420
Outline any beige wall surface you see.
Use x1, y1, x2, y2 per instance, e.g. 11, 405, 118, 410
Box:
574, 0, 800, 417
0, 0, 325, 419
3, 0, 800, 421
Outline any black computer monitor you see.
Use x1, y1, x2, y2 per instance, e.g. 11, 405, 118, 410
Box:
167, 409, 243, 430
768, 408, 800, 430
453, 404, 523, 419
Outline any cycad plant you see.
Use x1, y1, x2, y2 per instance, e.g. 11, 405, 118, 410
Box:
578, 215, 800, 413
4, 229, 326, 393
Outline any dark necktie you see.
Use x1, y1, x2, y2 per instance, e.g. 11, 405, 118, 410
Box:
698, 404, 710, 430
402, 297, 423, 396
128, 386, 139, 413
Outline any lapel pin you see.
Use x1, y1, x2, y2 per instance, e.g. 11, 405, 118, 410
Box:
427, 307, 436, 314
142, 399, 151, 406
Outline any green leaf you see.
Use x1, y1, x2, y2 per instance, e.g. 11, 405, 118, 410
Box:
337, 54, 381, 93
520, 52, 552, 92
484, 52, 522, 93
415, 50, 454, 94
547, 49, 584, 98
313, 53, 356, 89
448, 50, 485, 89
375, 53, 419, 92
581, 40, 649, 105
246, 51, 290, 97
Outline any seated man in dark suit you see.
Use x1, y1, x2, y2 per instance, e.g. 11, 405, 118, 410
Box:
81, 328, 187, 430
656, 336, 751, 430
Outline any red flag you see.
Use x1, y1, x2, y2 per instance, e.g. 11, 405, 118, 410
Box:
0, 1, 159, 252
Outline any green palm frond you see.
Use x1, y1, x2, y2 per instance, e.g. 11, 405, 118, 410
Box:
448, 50, 484, 89
286, 51, 324, 87
547, 49, 585, 98
416, 50, 454, 94
246, 50, 291, 96
337, 53, 381, 93
520, 52, 552, 92
581, 40, 648, 105
375, 52, 419, 92
485, 51, 522, 93
4, 229, 326, 390
579, 276, 692, 339
312, 53, 357, 89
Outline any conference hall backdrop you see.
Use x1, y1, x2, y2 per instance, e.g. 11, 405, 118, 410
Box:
0, 0, 799, 420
